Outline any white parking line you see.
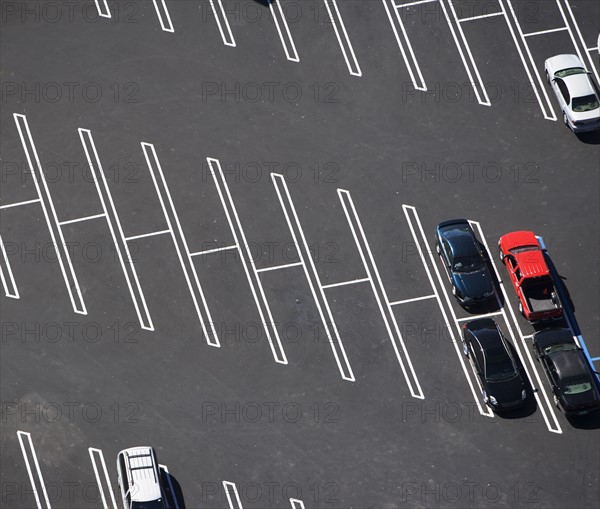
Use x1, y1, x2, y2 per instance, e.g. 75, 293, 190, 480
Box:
255, 261, 304, 273
394, 0, 437, 7
58, 213, 107, 226
560, 0, 600, 83
94, 0, 111, 18
456, 310, 503, 322
88, 448, 117, 509
523, 26, 568, 37
223, 481, 244, 509
321, 277, 371, 289
14, 114, 87, 315
159, 464, 181, 509
339, 190, 424, 399
323, 0, 362, 76
207, 0, 236, 47
0, 198, 41, 209
469, 220, 562, 434
151, 0, 174, 32
272, 173, 355, 381
382, 0, 427, 90
207, 157, 288, 365
141, 143, 219, 347
17, 431, 51, 509
290, 499, 305, 509
0, 234, 19, 299
124, 229, 172, 242
498, 0, 557, 121
403, 205, 493, 417
442, 0, 491, 105
270, 0, 299, 62
190, 244, 237, 256
458, 12, 503, 22
389, 294, 436, 305
79, 129, 155, 331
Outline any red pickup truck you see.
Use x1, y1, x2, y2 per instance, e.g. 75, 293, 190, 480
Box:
498, 231, 563, 322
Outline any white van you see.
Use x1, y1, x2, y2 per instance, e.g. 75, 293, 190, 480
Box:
116, 447, 166, 509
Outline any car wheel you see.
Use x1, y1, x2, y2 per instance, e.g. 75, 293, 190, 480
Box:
435, 242, 441, 255
452, 285, 457, 296
518, 301, 524, 315
563, 111, 571, 130
482, 390, 488, 404
545, 70, 550, 84
553, 395, 560, 408
498, 247, 504, 262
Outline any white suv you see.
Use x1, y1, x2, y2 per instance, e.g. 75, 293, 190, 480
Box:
116, 447, 166, 509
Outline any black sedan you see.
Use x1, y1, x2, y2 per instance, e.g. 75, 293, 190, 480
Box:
533, 328, 600, 416
435, 219, 496, 308
462, 318, 527, 411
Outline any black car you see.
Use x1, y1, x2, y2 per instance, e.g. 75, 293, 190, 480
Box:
533, 328, 600, 416
435, 219, 496, 307
462, 318, 527, 411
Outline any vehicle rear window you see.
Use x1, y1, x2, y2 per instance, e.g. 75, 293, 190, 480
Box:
555, 67, 586, 78
572, 94, 600, 112
543, 342, 577, 355
564, 382, 592, 395
509, 245, 538, 254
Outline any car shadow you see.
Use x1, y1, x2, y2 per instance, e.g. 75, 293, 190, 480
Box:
566, 410, 600, 429
161, 469, 186, 509
252, 0, 272, 6
575, 130, 600, 145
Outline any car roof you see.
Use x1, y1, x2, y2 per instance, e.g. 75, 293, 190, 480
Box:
120, 447, 162, 502
552, 350, 589, 381
441, 228, 478, 257
514, 249, 549, 278
563, 73, 596, 99
500, 231, 539, 251
467, 319, 503, 349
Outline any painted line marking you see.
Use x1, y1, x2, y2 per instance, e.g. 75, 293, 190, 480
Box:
458, 12, 503, 22
522, 334, 533, 339
523, 27, 568, 37
339, 189, 423, 398
0, 234, 20, 299
290, 499, 305, 509
403, 205, 492, 417
79, 129, 154, 331
159, 464, 181, 509
394, 0, 437, 7
17, 431, 51, 509
142, 143, 219, 347
151, 0, 174, 32
560, 0, 600, 83
323, 0, 362, 76
207, 0, 236, 47
58, 213, 106, 226
190, 245, 238, 256
389, 294, 436, 305
270, 0, 299, 62
88, 448, 117, 509
469, 220, 562, 434
498, 0, 557, 121
124, 229, 172, 242
207, 157, 288, 364
94, 0, 111, 18
223, 481, 243, 509
382, 0, 427, 90
322, 277, 371, 289
14, 114, 87, 315
0, 198, 41, 209
442, 0, 491, 106
456, 310, 503, 322
591, 357, 600, 362
272, 173, 355, 381
255, 261, 304, 273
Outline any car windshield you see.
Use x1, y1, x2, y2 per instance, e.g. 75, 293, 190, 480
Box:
555, 67, 586, 78
452, 254, 483, 272
572, 94, 599, 112
563, 381, 592, 395
509, 245, 538, 254
543, 342, 577, 355
485, 349, 517, 381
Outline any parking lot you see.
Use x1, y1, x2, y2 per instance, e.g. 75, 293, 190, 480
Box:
1, 1, 599, 508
